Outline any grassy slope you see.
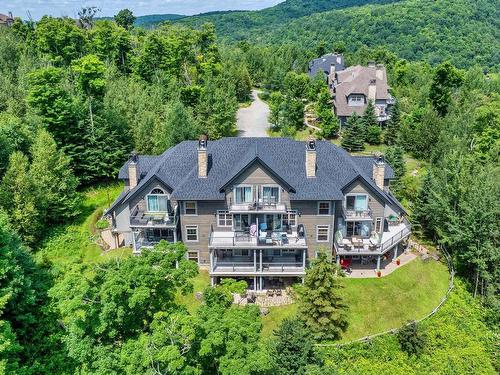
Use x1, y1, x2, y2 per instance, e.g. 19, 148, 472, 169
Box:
179, 257, 449, 341
36, 183, 131, 269
317, 282, 497, 374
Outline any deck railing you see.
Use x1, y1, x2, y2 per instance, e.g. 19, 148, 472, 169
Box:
228, 197, 287, 212
130, 207, 178, 227
209, 225, 306, 248
343, 207, 372, 220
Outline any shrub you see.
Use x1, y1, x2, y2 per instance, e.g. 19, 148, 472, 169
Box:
397, 321, 426, 356
95, 219, 109, 230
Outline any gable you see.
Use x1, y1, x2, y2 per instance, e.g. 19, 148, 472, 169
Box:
220, 158, 295, 193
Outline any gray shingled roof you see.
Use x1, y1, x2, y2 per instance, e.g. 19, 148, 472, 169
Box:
308, 53, 345, 78
110, 138, 399, 211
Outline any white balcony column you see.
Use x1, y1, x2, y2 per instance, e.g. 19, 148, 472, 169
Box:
336, 255, 340, 266
303, 249, 306, 268
210, 277, 215, 287
376, 255, 381, 270
260, 276, 263, 291
173, 229, 177, 243
132, 230, 138, 254
259, 249, 263, 272
253, 276, 257, 291
209, 249, 214, 272
254, 249, 257, 271
392, 246, 398, 261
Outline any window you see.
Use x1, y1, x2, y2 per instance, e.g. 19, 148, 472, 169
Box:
185, 226, 198, 242
316, 225, 330, 242
234, 186, 253, 204
233, 214, 249, 230
184, 201, 197, 215
187, 251, 199, 264
346, 221, 371, 237
281, 249, 297, 255
217, 211, 233, 227
283, 210, 297, 228
262, 186, 280, 204
346, 195, 368, 211
265, 214, 282, 231
233, 249, 249, 257
375, 217, 383, 233
317, 202, 331, 216
350, 94, 364, 102
147, 188, 168, 212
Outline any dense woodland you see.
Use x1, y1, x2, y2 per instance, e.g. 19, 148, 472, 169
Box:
0, 0, 498, 374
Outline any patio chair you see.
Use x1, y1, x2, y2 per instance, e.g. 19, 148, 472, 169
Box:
266, 290, 274, 297
275, 289, 282, 297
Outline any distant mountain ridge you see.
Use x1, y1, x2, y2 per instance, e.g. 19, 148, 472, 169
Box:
134, 0, 499, 69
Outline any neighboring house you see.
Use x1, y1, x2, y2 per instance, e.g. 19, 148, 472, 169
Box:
0, 12, 14, 27
331, 62, 395, 126
308, 53, 345, 84
106, 137, 411, 290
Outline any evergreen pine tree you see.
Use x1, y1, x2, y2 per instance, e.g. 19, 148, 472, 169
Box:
341, 113, 365, 152
272, 318, 320, 375
298, 250, 348, 341
0, 152, 41, 245
28, 129, 80, 223
385, 146, 406, 180
385, 100, 401, 145
361, 100, 378, 141
154, 99, 198, 153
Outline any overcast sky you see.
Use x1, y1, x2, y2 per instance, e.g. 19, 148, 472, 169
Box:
3, 0, 284, 20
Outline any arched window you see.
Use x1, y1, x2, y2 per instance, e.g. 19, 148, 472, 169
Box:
147, 188, 168, 212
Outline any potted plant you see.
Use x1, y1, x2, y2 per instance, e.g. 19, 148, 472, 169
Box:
396, 258, 401, 266
377, 270, 382, 277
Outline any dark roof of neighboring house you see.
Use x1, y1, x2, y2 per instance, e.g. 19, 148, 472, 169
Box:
334, 65, 391, 117
108, 138, 398, 212
308, 53, 345, 78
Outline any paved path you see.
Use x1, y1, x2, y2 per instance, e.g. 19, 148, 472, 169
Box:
347, 251, 418, 278
236, 90, 270, 137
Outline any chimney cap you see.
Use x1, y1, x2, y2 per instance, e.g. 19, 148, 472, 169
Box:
198, 134, 208, 149
129, 151, 138, 164
368, 61, 376, 67
373, 152, 384, 164
307, 136, 316, 151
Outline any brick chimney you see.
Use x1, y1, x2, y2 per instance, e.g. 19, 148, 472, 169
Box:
128, 152, 139, 189
198, 135, 208, 178
376, 64, 384, 80
372, 154, 385, 190
306, 137, 317, 178
368, 61, 376, 68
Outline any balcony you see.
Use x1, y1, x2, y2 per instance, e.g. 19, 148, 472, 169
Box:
343, 207, 372, 221
209, 227, 307, 249
334, 219, 411, 256
228, 197, 287, 213
132, 228, 177, 254
210, 249, 306, 276
130, 208, 178, 228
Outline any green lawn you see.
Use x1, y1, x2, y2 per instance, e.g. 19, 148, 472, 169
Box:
339, 257, 449, 342
259, 258, 449, 342
176, 269, 211, 313
36, 183, 131, 268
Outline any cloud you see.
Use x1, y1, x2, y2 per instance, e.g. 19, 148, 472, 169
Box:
3, 0, 283, 20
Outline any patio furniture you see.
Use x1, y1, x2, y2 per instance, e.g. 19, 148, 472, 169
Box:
275, 289, 282, 297
247, 293, 256, 303
249, 224, 258, 236
351, 237, 363, 248
266, 290, 274, 297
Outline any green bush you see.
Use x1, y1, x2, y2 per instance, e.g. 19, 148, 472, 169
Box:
95, 219, 109, 230
397, 321, 427, 356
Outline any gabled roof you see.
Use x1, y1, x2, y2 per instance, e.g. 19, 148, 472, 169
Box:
110, 138, 400, 209
308, 53, 345, 78
334, 65, 391, 117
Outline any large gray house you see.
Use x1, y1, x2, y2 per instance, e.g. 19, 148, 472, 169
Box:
106, 137, 411, 290
330, 62, 395, 126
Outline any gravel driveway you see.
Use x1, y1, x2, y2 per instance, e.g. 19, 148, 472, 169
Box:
236, 90, 270, 137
